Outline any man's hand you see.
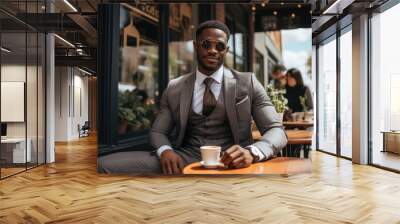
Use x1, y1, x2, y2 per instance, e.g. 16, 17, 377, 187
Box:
220, 145, 254, 169
160, 150, 184, 174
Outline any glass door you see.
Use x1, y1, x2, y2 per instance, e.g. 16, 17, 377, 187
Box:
370, 3, 400, 171
1, 28, 28, 178
0, 1, 46, 179
317, 36, 337, 155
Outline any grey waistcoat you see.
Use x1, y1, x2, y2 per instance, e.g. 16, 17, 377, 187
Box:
182, 88, 234, 154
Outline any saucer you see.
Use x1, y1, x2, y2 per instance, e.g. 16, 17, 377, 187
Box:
200, 161, 224, 169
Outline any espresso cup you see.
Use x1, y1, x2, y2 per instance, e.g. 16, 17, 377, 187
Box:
200, 146, 221, 165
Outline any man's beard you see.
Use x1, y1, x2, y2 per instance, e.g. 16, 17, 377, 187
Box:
196, 52, 222, 72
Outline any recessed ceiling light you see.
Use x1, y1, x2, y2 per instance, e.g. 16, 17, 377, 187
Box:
323, 0, 346, 15
63, 0, 78, 12
54, 34, 75, 48
78, 67, 92, 76
1, 47, 11, 53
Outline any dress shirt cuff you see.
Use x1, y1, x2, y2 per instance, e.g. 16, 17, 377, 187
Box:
157, 145, 173, 158
245, 145, 273, 162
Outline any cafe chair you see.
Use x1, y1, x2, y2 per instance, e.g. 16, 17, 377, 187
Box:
78, 121, 90, 138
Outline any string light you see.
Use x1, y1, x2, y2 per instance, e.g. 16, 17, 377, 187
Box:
291, 13, 296, 18
251, 4, 256, 11
273, 11, 278, 16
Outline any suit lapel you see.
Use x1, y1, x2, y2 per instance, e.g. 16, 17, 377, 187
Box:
178, 72, 196, 146
223, 67, 239, 144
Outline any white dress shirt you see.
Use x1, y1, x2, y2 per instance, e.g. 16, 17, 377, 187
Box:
157, 66, 266, 161
192, 65, 224, 114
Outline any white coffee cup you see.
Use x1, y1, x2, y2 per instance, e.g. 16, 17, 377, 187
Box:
200, 146, 221, 165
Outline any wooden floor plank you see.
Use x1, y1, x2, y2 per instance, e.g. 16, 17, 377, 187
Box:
1, 135, 400, 223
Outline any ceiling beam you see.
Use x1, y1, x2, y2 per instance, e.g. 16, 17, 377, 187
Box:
67, 13, 97, 39
55, 55, 96, 71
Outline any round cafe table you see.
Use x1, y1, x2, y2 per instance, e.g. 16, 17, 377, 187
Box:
183, 157, 311, 175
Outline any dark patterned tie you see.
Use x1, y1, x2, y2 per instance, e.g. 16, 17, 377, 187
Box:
203, 77, 217, 117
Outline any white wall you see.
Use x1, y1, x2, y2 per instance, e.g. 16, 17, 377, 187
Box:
1, 65, 39, 138
1, 65, 26, 140
54, 67, 89, 141
1, 63, 46, 164
72, 72, 89, 138
55, 66, 70, 141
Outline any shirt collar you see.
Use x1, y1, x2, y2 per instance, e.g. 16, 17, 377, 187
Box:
195, 65, 224, 86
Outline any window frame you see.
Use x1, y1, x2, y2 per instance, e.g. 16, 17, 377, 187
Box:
315, 21, 353, 161
368, 0, 400, 172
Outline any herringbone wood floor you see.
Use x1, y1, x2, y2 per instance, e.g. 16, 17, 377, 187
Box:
1, 135, 400, 224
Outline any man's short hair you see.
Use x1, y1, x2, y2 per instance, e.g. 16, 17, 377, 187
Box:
196, 20, 230, 41
272, 64, 286, 74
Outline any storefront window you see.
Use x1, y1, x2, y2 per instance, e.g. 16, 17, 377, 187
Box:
371, 4, 400, 171
225, 17, 246, 72
317, 36, 337, 154
234, 33, 245, 72
225, 36, 234, 68
117, 4, 159, 137
168, 4, 196, 79
254, 50, 265, 85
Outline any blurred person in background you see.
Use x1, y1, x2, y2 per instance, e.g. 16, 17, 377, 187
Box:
285, 68, 313, 113
270, 64, 287, 90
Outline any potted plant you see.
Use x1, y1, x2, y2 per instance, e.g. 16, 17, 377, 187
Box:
299, 95, 313, 121
266, 84, 288, 122
117, 90, 155, 134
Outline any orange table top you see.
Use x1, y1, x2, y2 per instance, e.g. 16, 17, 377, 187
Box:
183, 157, 312, 175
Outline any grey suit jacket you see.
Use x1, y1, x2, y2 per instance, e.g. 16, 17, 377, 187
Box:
149, 67, 287, 160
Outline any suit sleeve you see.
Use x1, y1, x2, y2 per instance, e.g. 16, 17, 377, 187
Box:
250, 73, 288, 159
149, 83, 175, 149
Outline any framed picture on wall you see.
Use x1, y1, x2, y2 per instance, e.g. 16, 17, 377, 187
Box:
1, 81, 25, 122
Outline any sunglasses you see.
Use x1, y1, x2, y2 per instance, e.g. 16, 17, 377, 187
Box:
199, 39, 227, 52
